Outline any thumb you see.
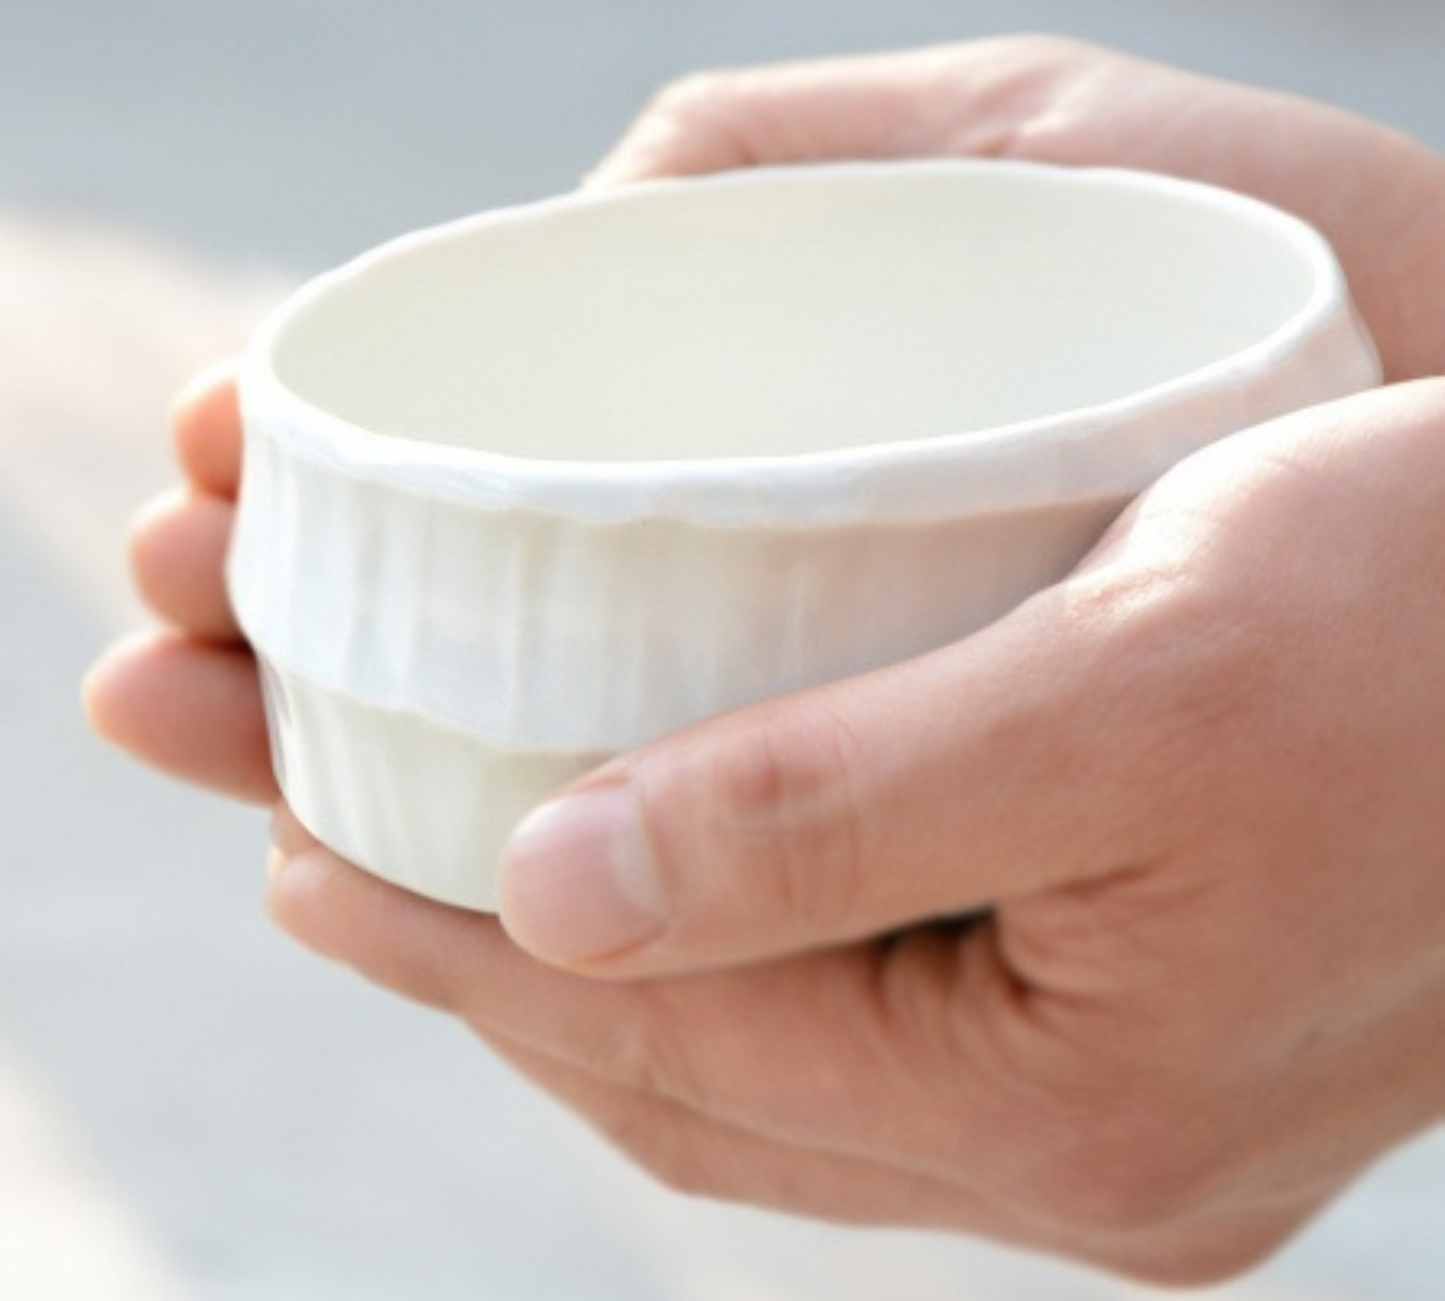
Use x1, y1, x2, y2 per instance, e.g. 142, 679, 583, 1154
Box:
498, 577, 1146, 975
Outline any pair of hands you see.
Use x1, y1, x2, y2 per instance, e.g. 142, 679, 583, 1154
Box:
86, 37, 1445, 1286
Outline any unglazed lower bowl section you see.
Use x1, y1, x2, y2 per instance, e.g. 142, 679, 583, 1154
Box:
259, 663, 603, 911
231, 160, 1381, 911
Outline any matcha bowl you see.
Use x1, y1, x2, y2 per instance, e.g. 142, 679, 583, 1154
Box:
230, 160, 1379, 909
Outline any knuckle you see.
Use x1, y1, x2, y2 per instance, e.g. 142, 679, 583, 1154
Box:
1057, 561, 1282, 850
696, 703, 868, 933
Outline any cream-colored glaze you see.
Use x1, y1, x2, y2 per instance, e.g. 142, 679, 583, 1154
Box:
270, 165, 1329, 464
231, 160, 1381, 910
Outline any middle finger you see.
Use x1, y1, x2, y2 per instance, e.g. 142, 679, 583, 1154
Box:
130, 486, 242, 642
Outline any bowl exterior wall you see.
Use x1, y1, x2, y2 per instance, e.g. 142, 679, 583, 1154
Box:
231, 164, 1383, 911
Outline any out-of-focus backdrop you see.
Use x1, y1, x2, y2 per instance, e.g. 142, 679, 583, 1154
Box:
3, 2, 1442, 1297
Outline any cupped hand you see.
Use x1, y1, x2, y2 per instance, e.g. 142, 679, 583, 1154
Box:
84, 36, 1445, 1285
277, 380, 1445, 1286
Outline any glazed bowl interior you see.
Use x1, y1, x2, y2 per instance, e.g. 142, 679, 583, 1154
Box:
267, 164, 1325, 465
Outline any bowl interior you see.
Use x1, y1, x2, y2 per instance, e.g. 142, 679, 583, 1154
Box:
268, 165, 1322, 464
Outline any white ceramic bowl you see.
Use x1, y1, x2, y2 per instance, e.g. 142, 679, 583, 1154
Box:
231, 159, 1379, 910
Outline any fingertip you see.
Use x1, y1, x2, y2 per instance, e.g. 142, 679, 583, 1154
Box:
579, 155, 657, 190
125, 487, 177, 602
581, 72, 761, 191
171, 360, 243, 497
127, 486, 241, 641
264, 845, 497, 1012
81, 630, 279, 804
82, 629, 161, 745
170, 358, 238, 427
263, 845, 353, 958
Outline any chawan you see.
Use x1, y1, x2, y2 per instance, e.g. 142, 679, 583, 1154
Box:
230, 160, 1379, 911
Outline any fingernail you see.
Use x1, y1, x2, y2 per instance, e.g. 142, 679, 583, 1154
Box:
499, 784, 665, 965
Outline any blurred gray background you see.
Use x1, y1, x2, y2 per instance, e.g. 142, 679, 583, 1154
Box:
3, 2, 1443, 1298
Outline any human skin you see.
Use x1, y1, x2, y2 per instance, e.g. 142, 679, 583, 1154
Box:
86, 37, 1445, 1285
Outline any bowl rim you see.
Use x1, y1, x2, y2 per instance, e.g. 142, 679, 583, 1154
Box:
240, 157, 1372, 523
